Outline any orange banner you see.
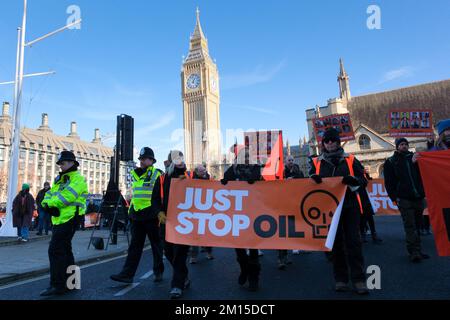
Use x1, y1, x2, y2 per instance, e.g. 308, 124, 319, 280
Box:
367, 179, 399, 215
418, 149, 450, 256
166, 178, 347, 251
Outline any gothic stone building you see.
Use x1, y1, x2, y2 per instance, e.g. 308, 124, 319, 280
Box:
305, 59, 450, 177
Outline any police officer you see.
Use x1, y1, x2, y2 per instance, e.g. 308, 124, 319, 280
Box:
110, 147, 164, 283
309, 128, 368, 295
221, 146, 262, 291
40, 151, 88, 296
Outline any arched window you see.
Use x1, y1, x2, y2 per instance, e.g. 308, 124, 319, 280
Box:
359, 134, 371, 150
378, 164, 384, 178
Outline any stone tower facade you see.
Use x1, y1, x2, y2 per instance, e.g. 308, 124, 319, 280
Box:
181, 9, 221, 175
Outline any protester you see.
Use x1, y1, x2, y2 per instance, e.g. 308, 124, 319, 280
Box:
433, 119, 450, 151
190, 164, 214, 263
110, 147, 165, 285
36, 182, 51, 236
278, 156, 305, 269
159, 150, 191, 299
359, 171, 382, 244
383, 138, 429, 263
284, 155, 304, 179
221, 146, 263, 291
12, 183, 35, 242
309, 128, 368, 294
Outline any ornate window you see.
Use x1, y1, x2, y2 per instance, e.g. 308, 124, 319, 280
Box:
359, 134, 371, 150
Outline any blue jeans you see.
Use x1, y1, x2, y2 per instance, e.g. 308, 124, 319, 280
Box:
17, 226, 29, 240
38, 208, 51, 234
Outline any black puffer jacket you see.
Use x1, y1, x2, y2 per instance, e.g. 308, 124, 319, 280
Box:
284, 164, 305, 179
383, 151, 425, 202
308, 151, 366, 210
222, 164, 262, 183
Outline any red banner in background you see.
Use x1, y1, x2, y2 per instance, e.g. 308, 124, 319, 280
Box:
389, 109, 434, 137
312, 113, 355, 144
244, 130, 284, 181
418, 149, 450, 256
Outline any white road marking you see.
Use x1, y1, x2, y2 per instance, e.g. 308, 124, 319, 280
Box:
140, 271, 154, 280
0, 248, 152, 291
113, 283, 140, 297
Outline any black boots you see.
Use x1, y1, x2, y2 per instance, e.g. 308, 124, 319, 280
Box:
247, 262, 260, 291
237, 259, 248, 286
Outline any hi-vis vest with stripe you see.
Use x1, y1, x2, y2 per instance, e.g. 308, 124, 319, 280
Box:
41, 170, 88, 226
130, 166, 161, 212
312, 155, 364, 214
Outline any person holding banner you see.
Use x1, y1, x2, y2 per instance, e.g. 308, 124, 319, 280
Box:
189, 164, 214, 263
278, 156, 305, 269
159, 150, 192, 299
383, 138, 429, 263
221, 147, 263, 291
359, 171, 383, 244
433, 119, 450, 151
308, 128, 369, 295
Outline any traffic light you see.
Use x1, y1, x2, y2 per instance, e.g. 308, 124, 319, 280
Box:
117, 115, 134, 162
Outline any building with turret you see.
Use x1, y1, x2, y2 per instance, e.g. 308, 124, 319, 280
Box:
305, 59, 450, 177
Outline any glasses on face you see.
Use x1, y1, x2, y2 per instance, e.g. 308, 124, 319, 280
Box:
323, 138, 337, 144
288, 159, 293, 162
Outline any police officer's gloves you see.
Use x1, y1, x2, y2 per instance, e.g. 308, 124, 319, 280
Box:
45, 204, 60, 217
158, 211, 166, 224
220, 179, 228, 185
342, 175, 360, 186
310, 174, 322, 184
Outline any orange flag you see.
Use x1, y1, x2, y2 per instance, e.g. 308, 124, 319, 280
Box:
418, 149, 450, 256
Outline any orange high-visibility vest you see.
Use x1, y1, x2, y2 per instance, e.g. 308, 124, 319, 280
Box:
159, 172, 191, 202
159, 174, 165, 199
312, 155, 364, 214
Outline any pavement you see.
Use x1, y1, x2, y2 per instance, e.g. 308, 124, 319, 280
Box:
0, 227, 134, 286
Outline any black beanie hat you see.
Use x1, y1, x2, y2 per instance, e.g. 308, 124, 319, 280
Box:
395, 137, 408, 149
322, 128, 341, 145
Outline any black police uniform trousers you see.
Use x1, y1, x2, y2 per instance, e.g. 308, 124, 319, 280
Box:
332, 205, 366, 283
121, 218, 164, 278
236, 249, 260, 284
48, 218, 77, 290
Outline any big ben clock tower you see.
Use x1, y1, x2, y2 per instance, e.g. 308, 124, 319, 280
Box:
181, 8, 221, 175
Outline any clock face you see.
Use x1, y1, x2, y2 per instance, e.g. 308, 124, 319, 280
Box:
186, 73, 201, 89
210, 76, 217, 91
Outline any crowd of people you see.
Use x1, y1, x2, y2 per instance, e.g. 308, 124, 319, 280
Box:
8, 118, 449, 299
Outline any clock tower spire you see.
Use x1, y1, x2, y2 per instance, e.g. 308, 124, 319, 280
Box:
181, 9, 221, 176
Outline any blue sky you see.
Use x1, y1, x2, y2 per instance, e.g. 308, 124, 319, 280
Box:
0, 0, 449, 168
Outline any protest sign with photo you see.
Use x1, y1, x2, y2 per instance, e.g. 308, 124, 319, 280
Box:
166, 178, 347, 251
389, 109, 434, 137
312, 113, 355, 143
243, 130, 284, 180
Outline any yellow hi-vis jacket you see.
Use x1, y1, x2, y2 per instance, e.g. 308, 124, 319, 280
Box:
130, 166, 160, 212
42, 170, 88, 226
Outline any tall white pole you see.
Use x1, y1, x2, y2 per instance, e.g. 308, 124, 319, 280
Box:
0, 0, 27, 236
